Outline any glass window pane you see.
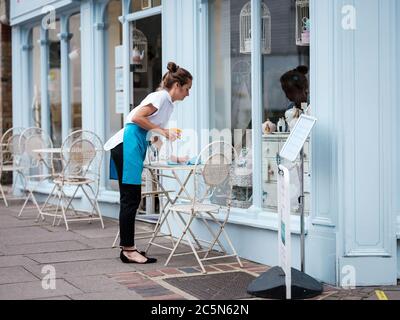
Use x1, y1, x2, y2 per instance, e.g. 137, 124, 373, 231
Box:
69, 13, 82, 132
106, 0, 123, 191
48, 20, 62, 147
209, 0, 253, 210
261, 0, 310, 214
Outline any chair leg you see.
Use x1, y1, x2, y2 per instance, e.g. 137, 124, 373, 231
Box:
18, 191, 31, 217
0, 182, 9, 207
82, 185, 104, 229
112, 230, 120, 248
184, 231, 207, 273
221, 227, 243, 267
200, 212, 228, 259
165, 211, 197, 267
145, 207, 173, 253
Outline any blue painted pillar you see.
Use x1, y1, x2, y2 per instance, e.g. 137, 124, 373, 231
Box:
250, 0, 263, 213
80, 0, 96, 132
121, 0, 132, 118
11, 26, 23, 128
21, 28, 33, 128
59, 15, 72, 141
94, 1, 108, 189
40, 27, 50, 134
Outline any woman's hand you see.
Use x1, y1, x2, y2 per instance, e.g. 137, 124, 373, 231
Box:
163, 128, 180, 141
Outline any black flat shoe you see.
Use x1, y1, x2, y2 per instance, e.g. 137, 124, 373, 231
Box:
120, 249, 157, 264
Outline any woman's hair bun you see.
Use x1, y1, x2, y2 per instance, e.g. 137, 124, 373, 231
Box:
167, 62, 178, 73
295, 65, 309, 75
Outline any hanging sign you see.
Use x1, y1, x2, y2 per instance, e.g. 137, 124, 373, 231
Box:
277, 164, 292, 299
279, 114, 316, 162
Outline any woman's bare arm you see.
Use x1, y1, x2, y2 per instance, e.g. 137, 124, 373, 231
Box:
131, 104, 178, 141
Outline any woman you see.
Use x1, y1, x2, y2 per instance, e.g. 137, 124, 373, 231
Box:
104, 62, 193, 264
280, 65, 310, 131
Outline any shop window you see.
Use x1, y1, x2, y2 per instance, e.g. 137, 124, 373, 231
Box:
106, 0, 123, 191
208, 0, 253, 209
261, 0, 310, 214
208, 0, 310, 213
69, 13, 82, 132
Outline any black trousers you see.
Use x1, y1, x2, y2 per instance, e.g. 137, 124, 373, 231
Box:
110, 143, 142, 247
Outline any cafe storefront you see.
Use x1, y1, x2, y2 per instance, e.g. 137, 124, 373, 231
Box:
9, 0, 400, 286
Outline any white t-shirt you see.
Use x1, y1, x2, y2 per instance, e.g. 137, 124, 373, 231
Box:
104, 90, 174, 151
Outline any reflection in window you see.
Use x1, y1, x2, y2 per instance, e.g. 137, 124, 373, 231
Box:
31, 25, 41, 127
209, 0, 253, 209
69, 13, 82, 132
261, 0, 310, 214
48, 20, 62, 147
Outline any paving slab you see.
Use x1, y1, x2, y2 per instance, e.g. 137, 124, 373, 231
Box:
71, 223, 118, 239
0, 279, 82, 300
0, 229, 84, 245
0, 226, 53, 240
69, 289, 143, 300
27, 248, 120, 264
1, 240, 89, 255
39, 295, 72, 300
23, 259, 139, 278
77, 237, 120, 249
0, 215, 39, 228
0, 255, 37, 268
0, 266, 39, 284
63, 274, 127, 293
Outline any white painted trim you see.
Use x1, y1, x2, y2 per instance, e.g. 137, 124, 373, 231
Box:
124, 5, 162, 22
60, 14, 72, 142
40, 27, 51, 135
10, 0, 76, 26
250, 0, 263, 212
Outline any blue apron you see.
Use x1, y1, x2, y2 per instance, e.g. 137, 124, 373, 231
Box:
110, 123, 148, 185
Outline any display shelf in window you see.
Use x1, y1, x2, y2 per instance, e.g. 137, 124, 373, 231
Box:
296, 0, 310, 46
131, 27, 148, 73
239, 1, 271, 55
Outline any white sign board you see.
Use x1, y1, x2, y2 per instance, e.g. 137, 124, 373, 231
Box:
277, 164, 291, 299
279, 115, 317, 162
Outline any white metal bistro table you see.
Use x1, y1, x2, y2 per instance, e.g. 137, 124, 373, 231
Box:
143, 161, 204, 255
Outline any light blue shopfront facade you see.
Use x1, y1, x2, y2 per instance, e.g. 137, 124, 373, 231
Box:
10, 0, 400, 286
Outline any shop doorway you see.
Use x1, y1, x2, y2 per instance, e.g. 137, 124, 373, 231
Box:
129, 14, 162, 217
129, 14, 162, 109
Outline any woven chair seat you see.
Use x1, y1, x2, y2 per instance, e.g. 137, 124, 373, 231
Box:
53, 176, 95, 185
169, 203, 220, 213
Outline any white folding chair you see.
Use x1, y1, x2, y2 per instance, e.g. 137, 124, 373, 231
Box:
50, 130, 104, 231
164, 141, 243, 273
0, 127, 29, 206
17, 127, 58, 217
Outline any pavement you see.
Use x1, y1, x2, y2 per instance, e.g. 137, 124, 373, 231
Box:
0, 199, 399, 300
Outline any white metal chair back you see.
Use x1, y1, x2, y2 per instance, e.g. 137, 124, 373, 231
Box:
19, 127, 54, 175
193, 141, 237, 207
0, 127, 26, 169
60, 130, 103, 192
